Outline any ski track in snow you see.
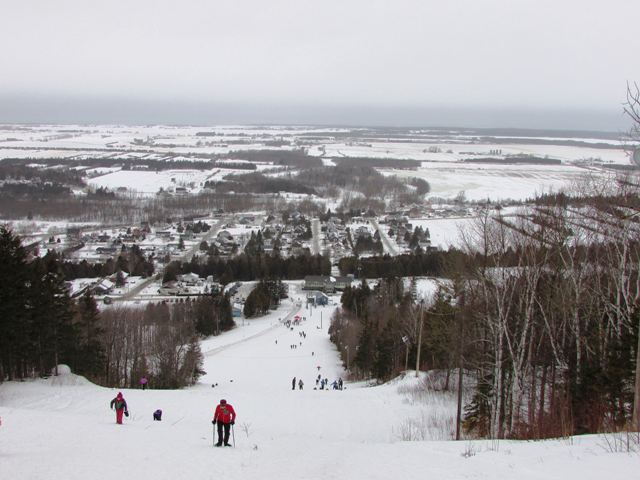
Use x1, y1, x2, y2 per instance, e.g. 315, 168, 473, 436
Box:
0, 287, 636, 479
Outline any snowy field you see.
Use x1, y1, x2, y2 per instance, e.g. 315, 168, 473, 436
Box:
384, 162, 597, 201
1, 124, 632, 202
409, 217, 475, 250
1, 284, 637, 480
318, 140, 629, 164
88, 169, 215, 194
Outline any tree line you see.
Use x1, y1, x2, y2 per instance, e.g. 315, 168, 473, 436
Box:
337, 250, 468, 278
329, 177, 640, 439
165, 252, 331, 285
56, 245, 155, 280
0, 226, 234, 388
243, 278, 287, 318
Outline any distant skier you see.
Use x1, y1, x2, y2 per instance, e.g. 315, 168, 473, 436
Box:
298, 379, 304, 390
212, 399, 236, 447
292, 376, 296, 390
153, 409, 162, 421
140, 376, 148, 390
110, 392, 129, 424
338, 377, 343, 390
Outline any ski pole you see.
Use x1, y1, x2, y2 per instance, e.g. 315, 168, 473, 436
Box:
212, 423, 215, 447
232, 424, 236, 448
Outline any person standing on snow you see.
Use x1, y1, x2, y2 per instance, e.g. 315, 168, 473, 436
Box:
298, 379, 304, 390
292, 376, 296, 390
110, 392, 129, 424
212, 399, 236, 447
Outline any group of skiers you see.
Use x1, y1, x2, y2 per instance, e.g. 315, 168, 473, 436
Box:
290, 375, 344, 391
108, 393, 237, 447
316, 374, 343, 390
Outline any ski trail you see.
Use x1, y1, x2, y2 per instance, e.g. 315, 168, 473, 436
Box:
171, 415, 185, 426
203, 304, 301, 358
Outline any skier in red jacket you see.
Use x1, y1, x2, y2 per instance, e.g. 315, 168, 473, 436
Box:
110, 392, 129, 424
212, 399, 236, 447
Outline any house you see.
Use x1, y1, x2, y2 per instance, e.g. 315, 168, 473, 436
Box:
178, 273, 201, 286
354, 226, 371, 239
303, 275, 353, 293
66, 280, 92, 298
158, 285, 182, 296
306, 290, 329, 306
96, 246, 118, 255
217, 230, 234, 243
334, 276, 353, 290
303, 275, 327, 291
92, 279, 114, 295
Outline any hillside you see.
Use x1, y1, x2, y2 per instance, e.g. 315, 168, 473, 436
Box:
0, 286, 636, 480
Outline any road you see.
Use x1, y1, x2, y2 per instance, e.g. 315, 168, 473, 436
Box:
117, 216, 228, 301
311, 217, 321, 255
371, 219, 398, 255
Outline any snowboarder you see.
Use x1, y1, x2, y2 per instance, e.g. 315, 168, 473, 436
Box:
292, 376, 296, 390
212, 399, 236, 447
153, 409, 162, 421
110, 392, 129, 424
140, 376, 148, 390
298, 379, 304, 390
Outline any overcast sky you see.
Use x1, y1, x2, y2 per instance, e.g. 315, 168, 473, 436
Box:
1, 0, 639, 129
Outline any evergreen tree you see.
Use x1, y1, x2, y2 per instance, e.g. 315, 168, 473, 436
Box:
29, 253, 76, 376
0, 226, 29, 380
74, 290, 106, 379
374, 321, 396, 380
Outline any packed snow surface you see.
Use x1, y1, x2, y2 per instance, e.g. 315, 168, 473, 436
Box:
0, 290, 635, 479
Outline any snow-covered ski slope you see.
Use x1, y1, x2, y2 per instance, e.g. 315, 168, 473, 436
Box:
0, 291, 636, 479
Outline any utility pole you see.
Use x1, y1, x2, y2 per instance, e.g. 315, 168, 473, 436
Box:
320, 311, 323, 330
455, 308, 464, 440
415, 299, 425, 378
404, 337, 410, 372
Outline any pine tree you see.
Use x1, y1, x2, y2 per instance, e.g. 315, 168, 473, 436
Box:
374, 322, 396, 380
0, 226, 29, 380
74, 290, 106, 379
29, 253, 76, 377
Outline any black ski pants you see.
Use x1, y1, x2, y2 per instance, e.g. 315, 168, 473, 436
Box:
217, 422, 231, 445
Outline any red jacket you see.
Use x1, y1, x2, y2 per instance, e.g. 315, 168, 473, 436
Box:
213, 403, 236, 424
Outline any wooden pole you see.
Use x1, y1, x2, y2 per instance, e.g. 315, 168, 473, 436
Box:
415, 300, 424, 378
